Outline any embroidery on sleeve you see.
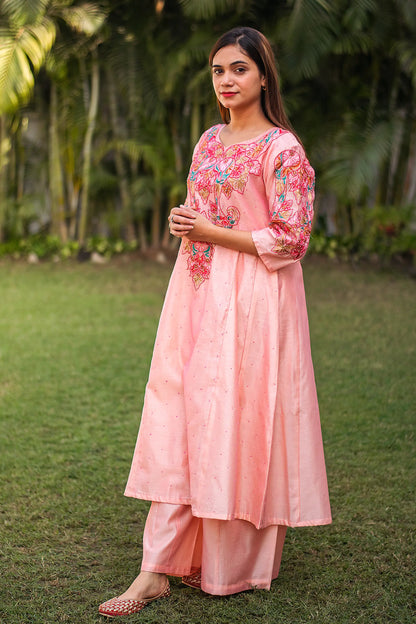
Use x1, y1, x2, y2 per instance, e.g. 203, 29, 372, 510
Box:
270, 149, 315, 259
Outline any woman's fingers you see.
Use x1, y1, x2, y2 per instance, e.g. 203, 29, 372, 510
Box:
168, 208, 195, 237
172, 205, 196, 218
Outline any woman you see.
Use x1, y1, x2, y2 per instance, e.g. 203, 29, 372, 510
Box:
99, 26, 331, 618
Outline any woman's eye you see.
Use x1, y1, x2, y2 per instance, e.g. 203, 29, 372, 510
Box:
235, 67, 246, 73
213, 68, 223, 75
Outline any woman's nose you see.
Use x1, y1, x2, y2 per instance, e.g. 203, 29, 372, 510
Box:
221, 72, 233, 85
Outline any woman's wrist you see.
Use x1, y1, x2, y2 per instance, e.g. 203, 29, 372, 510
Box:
193, 223, 258, 257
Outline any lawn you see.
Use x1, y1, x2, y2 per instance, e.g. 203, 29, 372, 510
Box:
0, 257, 414, 624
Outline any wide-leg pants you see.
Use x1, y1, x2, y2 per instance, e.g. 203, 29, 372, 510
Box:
141, 502, 287, 596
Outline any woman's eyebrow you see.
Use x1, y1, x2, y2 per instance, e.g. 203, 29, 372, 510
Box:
211, 60, 250, 68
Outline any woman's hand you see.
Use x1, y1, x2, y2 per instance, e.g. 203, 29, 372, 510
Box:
169, 204, 258, 256
168, 205, 215, 241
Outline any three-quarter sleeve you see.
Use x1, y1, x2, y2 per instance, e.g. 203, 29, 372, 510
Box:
252, 139, 315, 272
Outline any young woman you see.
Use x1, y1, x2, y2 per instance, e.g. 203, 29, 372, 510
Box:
99, 26, 331, 618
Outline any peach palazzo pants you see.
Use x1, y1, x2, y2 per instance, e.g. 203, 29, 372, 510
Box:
141, 502, 287, 596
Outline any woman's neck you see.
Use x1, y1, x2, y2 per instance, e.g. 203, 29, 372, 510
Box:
226, 107, 273, 135
220, 110, 274, 146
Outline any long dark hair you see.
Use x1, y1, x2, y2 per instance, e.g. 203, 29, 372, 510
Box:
209, 27, 298, 139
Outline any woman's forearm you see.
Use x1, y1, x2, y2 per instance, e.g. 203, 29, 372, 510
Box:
188, 222, 258, 256
170, 206, 258, 256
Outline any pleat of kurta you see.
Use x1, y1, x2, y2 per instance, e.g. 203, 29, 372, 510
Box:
125, 125, 332, 529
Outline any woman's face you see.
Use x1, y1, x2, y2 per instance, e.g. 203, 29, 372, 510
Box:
211, 44, 265, 114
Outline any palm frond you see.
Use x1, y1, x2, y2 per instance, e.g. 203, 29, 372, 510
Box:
178, 0, 241, 20
332, 32, 374, 55
278, 0, 336, 80
95, 139, 163, 175
58, 3, 107, 36
0, 18, 56, 112
1, 0, 49, 26
394, 39, 416, 85
396, 0, 416, 31
321, 118, 394, 202
341, 0, 378, 31
20, 20, 56, 70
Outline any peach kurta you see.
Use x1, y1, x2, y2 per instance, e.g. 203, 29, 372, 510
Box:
125, 125, 332, 529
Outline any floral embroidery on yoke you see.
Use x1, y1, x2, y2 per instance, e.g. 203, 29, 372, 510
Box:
182, 240, 214, 290
183, 127, 281, 289
182, 204, 240, 290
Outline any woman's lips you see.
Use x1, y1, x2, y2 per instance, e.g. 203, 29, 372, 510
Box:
221, 92, 237, 97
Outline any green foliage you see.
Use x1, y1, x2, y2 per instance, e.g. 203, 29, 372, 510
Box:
0, 2, 56, 112
1, 0, 416, 254
1, 204, 415, 265
1, 194, 42, 238
310, 204, 416, 263
362, 204, 416, 261
320, 118, 394, 204
308, 232, 362, 260
179, 0, 248, 20
84, 235, 138, 257
0, 234, 138, 259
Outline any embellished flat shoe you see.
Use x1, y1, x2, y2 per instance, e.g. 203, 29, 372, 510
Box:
181, 569, 201, 589
98, 580, 170, 618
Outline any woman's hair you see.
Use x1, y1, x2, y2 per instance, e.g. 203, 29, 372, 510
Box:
209, 27, 297, 137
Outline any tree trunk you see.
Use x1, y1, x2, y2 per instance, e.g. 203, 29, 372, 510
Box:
49, 81, 67, 240
16, 121, 25, 203
391, 97, 413, 206
191, 91, 201, 149
161, 213, 171, 248
381, 64, 401, 205
78, 49, 100, 246
401, 88, 416, 205
127, 41, 146, 249
106, 66, 135, 241
171, 107, 183, 177
151, 188, 162, 248
0, 115, 9, 242
366, 56, 379, 132
403, 116, 416, 204
138, 220, 147, 250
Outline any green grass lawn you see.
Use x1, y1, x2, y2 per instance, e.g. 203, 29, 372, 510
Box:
0, 257, 414, 624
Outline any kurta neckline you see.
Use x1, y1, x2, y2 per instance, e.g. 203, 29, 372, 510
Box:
216, 124, 280, 149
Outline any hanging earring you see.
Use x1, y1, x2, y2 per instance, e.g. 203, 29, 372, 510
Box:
262, 85, 266, 91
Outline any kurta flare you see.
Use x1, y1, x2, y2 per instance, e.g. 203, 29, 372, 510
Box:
125, 125, 332, 529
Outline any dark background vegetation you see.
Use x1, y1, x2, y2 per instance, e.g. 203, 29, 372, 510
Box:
0, 0, 415, 264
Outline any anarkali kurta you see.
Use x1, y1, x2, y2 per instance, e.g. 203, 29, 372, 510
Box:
125, 124, 331, 530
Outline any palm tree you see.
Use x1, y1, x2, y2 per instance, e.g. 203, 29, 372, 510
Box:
0, 0, 106, 242
0, 0, 56, 114
0, 0, 55, 239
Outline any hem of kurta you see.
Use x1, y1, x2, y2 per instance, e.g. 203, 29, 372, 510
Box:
124, 489, 332, 529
